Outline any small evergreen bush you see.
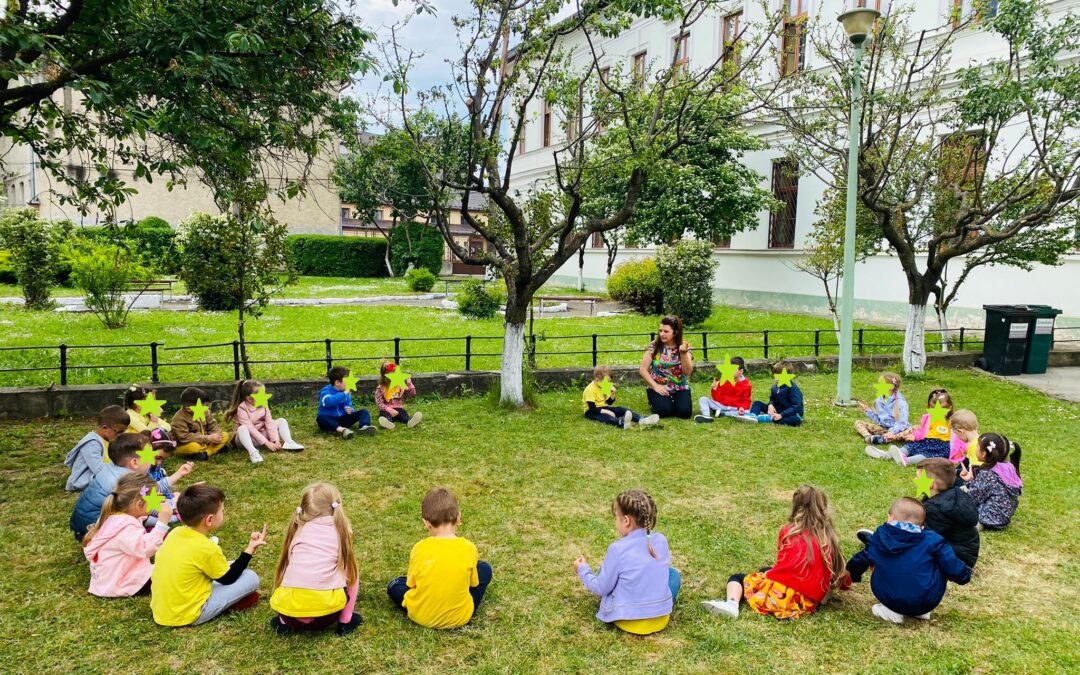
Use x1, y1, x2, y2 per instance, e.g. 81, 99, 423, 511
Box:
405, 267, 437, 292
607, 258, 663, 314
457, 278, 504, 319
656, 240, 717, 326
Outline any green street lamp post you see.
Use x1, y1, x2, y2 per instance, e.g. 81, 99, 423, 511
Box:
835, 7, 880, 405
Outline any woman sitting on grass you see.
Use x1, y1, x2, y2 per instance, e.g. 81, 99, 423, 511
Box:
639, 315, 694, 419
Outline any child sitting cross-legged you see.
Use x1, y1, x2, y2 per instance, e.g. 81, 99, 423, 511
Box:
582, 366, 659, 429
844, 497, 971, 624
317, 366, 376, 439
82, 472, 172, 598
141, 428, 191, 527
269, 482, 362, 637
386, 487, 493, 629
703, 485, 844, 620
574, 489, 680, 635
375, 362, 422, 430
124, 384, 171, 434
225, 379, 304, 464
748, 361, 804, 426
867, 389, 957, 466
695, 356, 755, 424
959, 433, 1023, 530
150, 484, 265, 627
70, 432, 153, 543
170, 387, 231, 460
855, 372, 910, 446
64, 405, 130, 492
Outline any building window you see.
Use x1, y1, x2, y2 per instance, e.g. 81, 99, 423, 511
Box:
941, 130, 987, 188
781, 0, 808, 77
19, 181, 25, 204
722, 12, 742, 72
953, 0, 998, 25
591, 232, 604, 248
632, 51, 647, 79
542, 101, 552, 147
67, 164, 86, 184
711, 232, 732, 249
856, 0, 883, 9
599, 67, 610, 84
672, 33, 690, 79
566, 102, 581, 143
769, 160, 799, 249
517, 118, 526, 155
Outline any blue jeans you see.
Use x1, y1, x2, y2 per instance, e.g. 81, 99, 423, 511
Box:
387, 561, 493, 618
668, 567, 682, 603
749, 401, 803, 427
647, 388, 693, 419
192, 569, 260, 625
584, 406, 638, 428
316, 409, 371, 432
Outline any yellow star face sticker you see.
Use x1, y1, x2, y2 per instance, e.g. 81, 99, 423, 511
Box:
927, 400, 950, 426
913, 468, 935, 499
774, 368, 796, 388
135, 391, 166, 417
873, 376, 894, 399
142, 486, 166, 513
598, 376, 614, 398
342, 374, 359, 393
189, 398, 210, 423
137, 443, 157, 466
386, 366, 411, 396
250, 386, 272, 409
717, 355, 740, 386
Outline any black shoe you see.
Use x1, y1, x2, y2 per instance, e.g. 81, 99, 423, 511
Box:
856, 529, 873, 546
269, 616, 294, 636
694, 414, 713, 424
189, 452, 210, 461
336, 613, 363, 636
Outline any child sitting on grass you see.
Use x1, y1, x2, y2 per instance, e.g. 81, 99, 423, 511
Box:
82, 472, 172, 598
375, 362, 423, 430
915, 458, 980, 567
949, 409, 980, 467
64, 406, 130, 492
695, 356, 754, 423
150, 484, 265, 627
574, 489, 679, 635
70, 433, 152, 542
844, 497, 971, 624
141, 428, 191, 527
170, 387, 230, 460
855, 372, 910, 445
387, 487, 492, 629
269, 482, 362, 636
703, 485, 843, 620
124, 384, 171, 434
582, 366, 659, 429
959, 433, 1023, 530
317, 366, 376, 439
225, 379, 304, 464
748, 361, 804, 426
865, 389, 958, 465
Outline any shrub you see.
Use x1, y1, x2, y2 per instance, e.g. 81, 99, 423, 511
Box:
607, 258, 663, 314
656, 240, 718, 326
405, 267, 437, 292
286, 235, 388, 277
125, 217, 177, 272
65, 241, 147, 328
0, 208, 69, 309
457, 278, 504, 319
0, 250, 16, 284
389, 222, 444, 276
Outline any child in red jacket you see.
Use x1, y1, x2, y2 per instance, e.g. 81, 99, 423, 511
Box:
695, 356, 755, 423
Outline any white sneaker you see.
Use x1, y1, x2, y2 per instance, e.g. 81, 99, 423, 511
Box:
378, 416, 396, 430
407, 412, 423, 428
871, 603, 904, 624
339, 428, 354, 440
639, 414, 660, 426
358, 425, 377, 437
701, 599, 739, 619
281, 440, 304, 451
248, 450, 264, 464
864, 445, 889, 459
733, 413, 758, 423
887, 446, 908, 465
623, 410, 634, 429
914, 612, 931, 621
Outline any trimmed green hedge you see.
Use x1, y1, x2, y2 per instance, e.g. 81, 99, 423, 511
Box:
286, 235, 389, 278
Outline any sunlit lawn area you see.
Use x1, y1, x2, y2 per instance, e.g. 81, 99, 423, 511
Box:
0, 368, 1076, 673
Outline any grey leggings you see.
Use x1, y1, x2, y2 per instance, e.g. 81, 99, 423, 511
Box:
192, 569, 260, 625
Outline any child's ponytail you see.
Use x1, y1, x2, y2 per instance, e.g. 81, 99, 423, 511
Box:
82, 473, 156, 547
332, 499, 359, 587
1007, 437, 1022, 475
273, 506, 303, 590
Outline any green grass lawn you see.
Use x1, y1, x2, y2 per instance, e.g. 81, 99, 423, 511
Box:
0, 302, 915, 387
0, 368, 1076, 673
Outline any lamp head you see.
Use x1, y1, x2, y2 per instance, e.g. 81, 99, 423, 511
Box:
837, 8, 881, 46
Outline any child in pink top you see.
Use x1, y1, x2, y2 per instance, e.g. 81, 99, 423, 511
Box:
224, 379, 304, 464
82, 472, 173, 598
375, 361, 423, 430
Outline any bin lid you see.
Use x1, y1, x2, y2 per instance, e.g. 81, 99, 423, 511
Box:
982, 304, 1038, 316
1018, 305, 1062, 316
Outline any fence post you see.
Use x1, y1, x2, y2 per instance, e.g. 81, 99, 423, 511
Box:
763, 331, 769, 360
59, 343, 68, 386
530, 334, 537, 368
702, 332, 709, 362
150, 342, 160, 384
324, 339, 333, 376
232, 341, 241, 380
393, 337, 400, 365
814, 330, 820, 356
465, 335, 472, 371
591, 334, 598, 367
858, 329, 864, 356
959, 327, 965, 351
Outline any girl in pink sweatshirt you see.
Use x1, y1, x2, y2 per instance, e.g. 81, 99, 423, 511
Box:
269, 482, 361, 636
224, 379, 304, 464
82, 472, 173, 598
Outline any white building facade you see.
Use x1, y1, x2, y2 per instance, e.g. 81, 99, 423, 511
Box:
509, 0, 1080, 324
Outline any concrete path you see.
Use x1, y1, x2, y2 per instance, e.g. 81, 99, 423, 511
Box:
1004, 368, 1080, 403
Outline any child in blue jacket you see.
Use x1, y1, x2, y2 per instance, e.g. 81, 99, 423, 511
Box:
749, 361, 804, 426
844, 497, 972, 624
316, 366, 375, 439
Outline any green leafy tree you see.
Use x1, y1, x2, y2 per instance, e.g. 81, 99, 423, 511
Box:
655, 240, 718, 327
64, 241, 148, 329
0, 208, 69, 309
773, 1, 1080, 373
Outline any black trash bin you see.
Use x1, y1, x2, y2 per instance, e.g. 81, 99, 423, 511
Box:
977, 305, 1036, 376
1022, 305, 1062, 375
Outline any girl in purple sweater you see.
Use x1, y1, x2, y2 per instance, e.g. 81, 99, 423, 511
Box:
574, 489, 681, 635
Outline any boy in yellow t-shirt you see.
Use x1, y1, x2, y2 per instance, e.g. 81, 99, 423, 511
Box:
581, 365, 659, 429
151, 484, 266, 626
386, 487, 492, 629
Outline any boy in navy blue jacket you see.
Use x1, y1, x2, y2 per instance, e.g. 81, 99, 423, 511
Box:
316, 366, 375, 439
749, 361, 804, 426
845, 497, 972, 624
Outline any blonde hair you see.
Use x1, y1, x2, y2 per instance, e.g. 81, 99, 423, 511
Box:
273, 483, 358, 589
951, 409, 978, 433
614, 489, 659, 559
784, 485, 846, 589
593, 365, 612, 380
890, 497, 926, 526
82, 472, 156, 547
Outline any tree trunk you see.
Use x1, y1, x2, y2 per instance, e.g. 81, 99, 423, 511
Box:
936, 306, 951, 353
577, 245, 585, 291
238, 313, 252, 380
500, 294, 529, 406
903, 303, 928, 374
384, 218, 396, 277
